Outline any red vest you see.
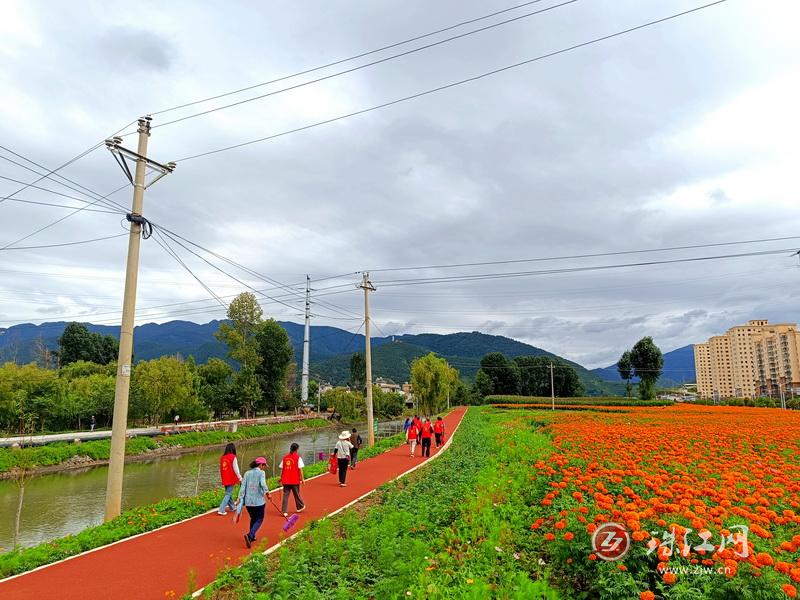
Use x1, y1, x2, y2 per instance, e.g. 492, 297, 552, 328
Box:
433, 420, 444, 434
219, 453, 239, 486
421, 422, 433, 439
406, 424, 418, 440
281, 452, 302, 485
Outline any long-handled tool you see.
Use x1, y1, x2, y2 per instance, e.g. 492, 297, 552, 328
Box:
268, 494, 300, 532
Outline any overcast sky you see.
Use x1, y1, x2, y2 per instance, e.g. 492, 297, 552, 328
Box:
1, 0, 798, 368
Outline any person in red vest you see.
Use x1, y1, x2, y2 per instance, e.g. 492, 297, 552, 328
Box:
280, 442, 306, 516
433, 416, 445, 448
420, 418, 434, 457
217, 443, 242, 515
413, 415, 422, 445
407, 418, 419, 457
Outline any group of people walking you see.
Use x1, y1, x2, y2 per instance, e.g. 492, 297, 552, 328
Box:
403, 415, 446, 457
216, 426, 368, 547
217, 418, 444, 548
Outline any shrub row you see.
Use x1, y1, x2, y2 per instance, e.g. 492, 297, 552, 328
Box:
486, 395, 673, 407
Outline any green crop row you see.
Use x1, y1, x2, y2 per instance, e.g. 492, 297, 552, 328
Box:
0, 431, 406, 578
200, 407, 560, 600
0, 419, 331, 475
486, 395, 673, 407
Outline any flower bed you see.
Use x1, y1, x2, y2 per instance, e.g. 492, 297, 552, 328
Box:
528, 403, 800, 598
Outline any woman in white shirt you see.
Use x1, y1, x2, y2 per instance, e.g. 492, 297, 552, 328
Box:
334, 431, 354, 487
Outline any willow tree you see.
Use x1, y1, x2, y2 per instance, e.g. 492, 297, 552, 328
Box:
410, 353, 454, 415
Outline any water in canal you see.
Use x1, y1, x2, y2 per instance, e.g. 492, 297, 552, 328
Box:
0, 420, 402, 551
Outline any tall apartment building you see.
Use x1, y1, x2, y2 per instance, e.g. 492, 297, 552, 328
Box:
693, 320, 800, 400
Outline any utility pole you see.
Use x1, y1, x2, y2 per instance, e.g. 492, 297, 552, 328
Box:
103, 117, 174, 521
301, 275, 310, 406
359, 272, 376, 447
549, 362, 555, 411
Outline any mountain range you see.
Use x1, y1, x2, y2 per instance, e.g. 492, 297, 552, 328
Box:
0, 320, 694, 394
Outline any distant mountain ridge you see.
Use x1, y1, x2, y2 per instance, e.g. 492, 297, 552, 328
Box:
0, 320, 625, 395
590, 345, 696, 387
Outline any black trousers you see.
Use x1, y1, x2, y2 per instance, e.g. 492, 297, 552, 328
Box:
282, 484, 305, 512
350, 447, 359, 467
421, 438, 431, 457
337, 458, 349, 484
434, 433, 443, 447
245, 504, 265, 541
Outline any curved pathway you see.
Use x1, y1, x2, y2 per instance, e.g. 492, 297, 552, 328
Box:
0, 407, 466, 599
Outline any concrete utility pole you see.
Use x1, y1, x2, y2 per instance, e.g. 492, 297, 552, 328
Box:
104, 117, 174, 521
549, 362, 555, 411
301, 275, 310, 405
359, 272, 376, 447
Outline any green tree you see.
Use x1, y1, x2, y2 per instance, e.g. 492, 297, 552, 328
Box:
410, 353, 453, 415
472, 369, 494, 402
629, 337, 664, 401
57, 322, 119, 366
196, 358, 234, 418
372, 385, 405, 418
130, 357, 197, 425
215, 293, 263, 417
349, 352, 366, 393
322, 388, 364, 421
479, 352, 520, 395
254, 319, 294, 416
617, 350, 634, 399
514, 356, 583, 397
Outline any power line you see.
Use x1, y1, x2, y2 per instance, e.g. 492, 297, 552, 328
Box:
0, 151, 128, 213
148, 0, 560, 118
372, 248, 799, 287
0, 233, 127, 251
175, 0, 729, 162
151, 0, 578, 130
0, 196, 121, 214
365, 235, 800, 274
1, 183, 129, 250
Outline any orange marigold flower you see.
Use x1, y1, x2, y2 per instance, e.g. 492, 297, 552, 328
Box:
588, 553, 598, 561
663, 572, 677, 585
640, 592, 655, 600
618, 564, 627, 572
756, 552, 774, 567
783, 584, 798, 599
544, 533, 555, 541
563, 532, 574, 541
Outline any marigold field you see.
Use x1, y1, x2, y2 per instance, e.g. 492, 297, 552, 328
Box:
527, 404, 800, 599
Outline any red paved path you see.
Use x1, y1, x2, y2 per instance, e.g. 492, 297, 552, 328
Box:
0, 408, 466, 600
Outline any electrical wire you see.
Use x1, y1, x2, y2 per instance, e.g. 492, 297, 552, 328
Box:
151, 0, 578, 129
175, 0, 729, 162
0, 196, 121, 214
0, 233, 127, 251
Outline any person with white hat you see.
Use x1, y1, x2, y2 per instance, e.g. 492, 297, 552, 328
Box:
334, 431, 354, 487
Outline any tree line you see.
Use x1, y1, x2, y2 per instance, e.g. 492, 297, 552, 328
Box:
471, 352, 584, 400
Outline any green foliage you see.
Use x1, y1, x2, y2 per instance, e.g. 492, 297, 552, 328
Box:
215, 293, 264, 417
616, 350, 634, 398
472, 369, 493, 401
410, 353, 454, 415
349, 352, 366, 393
322, 388, 364, 421
514, 356, 584, 397
486, 395, 673, 407
202, 407, 559, 600
629, 337, 664, 400
130, 356, 202, 425
479, 352, 521, 395
254, 318, 294, 415
196, 358, 234, 418
57, 322, 118, 366
372, 385, 406, 418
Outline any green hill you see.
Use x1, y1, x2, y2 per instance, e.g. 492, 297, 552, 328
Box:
313, 338, 625, 396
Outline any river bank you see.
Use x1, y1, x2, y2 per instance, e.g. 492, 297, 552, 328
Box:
0, 418, 334, 479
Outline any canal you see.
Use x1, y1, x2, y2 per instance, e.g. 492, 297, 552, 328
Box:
0, 420, 402, 551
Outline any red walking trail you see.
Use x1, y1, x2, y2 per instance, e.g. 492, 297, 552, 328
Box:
1, 408, 466, 600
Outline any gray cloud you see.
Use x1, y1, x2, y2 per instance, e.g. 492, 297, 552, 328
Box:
1, 0, 798, 368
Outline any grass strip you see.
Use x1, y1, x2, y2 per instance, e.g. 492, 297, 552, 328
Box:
200, 407, 560, 600
486, 395, 673, 407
